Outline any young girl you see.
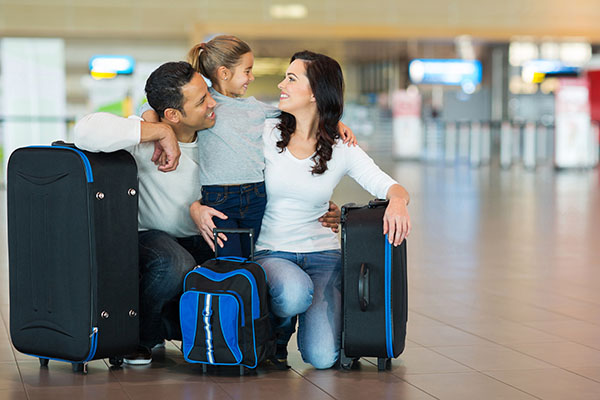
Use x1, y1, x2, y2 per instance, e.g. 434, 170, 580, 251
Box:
142, 35, 354, 258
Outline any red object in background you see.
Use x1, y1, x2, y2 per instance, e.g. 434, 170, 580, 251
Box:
588, 70, 600, 123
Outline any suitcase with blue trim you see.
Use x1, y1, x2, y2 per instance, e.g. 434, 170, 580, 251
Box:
340, 199, 408, 371
179, 228, 275, 374
7, 142, 139, 373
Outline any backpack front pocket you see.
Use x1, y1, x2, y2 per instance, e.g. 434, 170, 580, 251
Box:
180, 291, 242, 365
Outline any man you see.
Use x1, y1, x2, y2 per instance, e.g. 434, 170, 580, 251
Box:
75, 61, 219, 364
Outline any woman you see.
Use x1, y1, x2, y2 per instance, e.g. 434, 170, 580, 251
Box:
192, 50, 410, 369
257, 50, 410, 370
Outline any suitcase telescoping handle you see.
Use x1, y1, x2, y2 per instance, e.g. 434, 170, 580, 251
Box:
358, 263, 370, 311
213, 228, 255, 260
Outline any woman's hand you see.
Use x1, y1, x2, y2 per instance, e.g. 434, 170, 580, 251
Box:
383, 198, 411, 247
189, 201, 229, 251
319, 201, 341, 233
337, 121, 358, 146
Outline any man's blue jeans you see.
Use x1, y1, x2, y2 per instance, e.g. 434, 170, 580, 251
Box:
201, 182, 266, 258
255, 249, 342, 369
138, 230, 213, 348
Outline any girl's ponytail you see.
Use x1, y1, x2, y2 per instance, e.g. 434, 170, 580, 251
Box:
187, 43, 205, 75
187, 35, 251, 83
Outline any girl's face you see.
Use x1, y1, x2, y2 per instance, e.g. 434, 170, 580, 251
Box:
277, 59, 314, 115
223, 52, 255, 97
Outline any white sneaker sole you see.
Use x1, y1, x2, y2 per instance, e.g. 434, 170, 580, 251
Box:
123, 358, 152, 365
152, 341, 166, 350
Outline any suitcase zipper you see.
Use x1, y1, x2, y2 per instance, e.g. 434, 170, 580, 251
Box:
27, 146, 94, 182
83, 327, 99, 362
384, 236, 394, 358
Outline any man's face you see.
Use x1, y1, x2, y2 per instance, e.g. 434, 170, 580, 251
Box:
179, 73, 216, 131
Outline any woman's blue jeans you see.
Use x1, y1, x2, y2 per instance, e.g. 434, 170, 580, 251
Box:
255, 249, 342, 369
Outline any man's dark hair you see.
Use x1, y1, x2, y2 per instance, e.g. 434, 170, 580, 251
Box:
144, 61, 196, 118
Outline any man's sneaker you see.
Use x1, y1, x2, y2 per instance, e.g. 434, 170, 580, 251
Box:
123, 345, 152, 365
151, 340, 166, 350
275, 343, 288, 363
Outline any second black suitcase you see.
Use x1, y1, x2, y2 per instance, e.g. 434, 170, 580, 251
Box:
8, 144, 140, 373
340, 199, 408, 371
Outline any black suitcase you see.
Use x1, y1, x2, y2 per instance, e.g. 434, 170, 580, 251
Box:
7, 143, 140, 373
340, 199, 408, 371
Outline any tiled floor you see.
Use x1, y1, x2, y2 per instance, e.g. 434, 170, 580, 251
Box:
1, 157, 600, 399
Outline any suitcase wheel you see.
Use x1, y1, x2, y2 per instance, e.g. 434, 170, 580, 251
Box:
340, 359, 360, 370
108, 357, 123, 368
339, 351, 359, 370
39, 358, 49, 367
72, 363, 88, 374
377, 358, 392, 371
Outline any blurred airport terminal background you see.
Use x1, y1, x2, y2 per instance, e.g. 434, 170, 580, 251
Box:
1, 0, 599, 179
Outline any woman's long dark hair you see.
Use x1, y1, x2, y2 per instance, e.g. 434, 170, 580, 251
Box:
276, 51, 344, 175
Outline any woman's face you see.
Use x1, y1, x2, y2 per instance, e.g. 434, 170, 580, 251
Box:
277, 59, 314, 114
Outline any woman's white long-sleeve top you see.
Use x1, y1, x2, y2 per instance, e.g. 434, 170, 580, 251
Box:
256, 119, 398, 252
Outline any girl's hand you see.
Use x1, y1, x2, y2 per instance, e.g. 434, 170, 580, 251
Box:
189, 201, 229, 251
338, 121, 358, 146
382, 198, 411, 246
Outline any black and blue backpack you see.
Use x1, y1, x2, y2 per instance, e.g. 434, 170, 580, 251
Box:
179, 230, 275, 369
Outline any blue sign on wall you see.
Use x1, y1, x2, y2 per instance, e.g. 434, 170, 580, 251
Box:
89, 55, 135, 75
409, 59, 482, 91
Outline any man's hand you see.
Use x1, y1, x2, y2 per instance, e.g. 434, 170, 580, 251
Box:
319, 201, 341, 233
140, 121, 181, 172
155, 125, 180, 172
189, 201, 229, 251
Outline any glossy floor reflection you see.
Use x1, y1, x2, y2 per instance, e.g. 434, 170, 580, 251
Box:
1, 158, 600, 400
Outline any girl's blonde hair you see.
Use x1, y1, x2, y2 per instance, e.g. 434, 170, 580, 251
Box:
187, 35, 251, 83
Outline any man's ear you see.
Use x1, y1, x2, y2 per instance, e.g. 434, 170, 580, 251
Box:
217, 65, 231, 81
163, 108, 180, 124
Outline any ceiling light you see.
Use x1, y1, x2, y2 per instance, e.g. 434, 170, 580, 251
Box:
270, 4, 307, 19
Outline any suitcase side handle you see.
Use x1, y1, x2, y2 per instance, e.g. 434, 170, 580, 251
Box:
368, 199, 389, 208
358, 263, 370, 311
51, 140, 76, 148
213, 228, 255, 260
